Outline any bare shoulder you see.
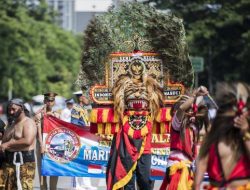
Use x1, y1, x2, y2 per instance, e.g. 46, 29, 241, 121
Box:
24, 117, 36, 128
22, 117, 37, 137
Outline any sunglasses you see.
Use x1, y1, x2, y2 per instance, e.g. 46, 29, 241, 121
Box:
46, 99, 55, 102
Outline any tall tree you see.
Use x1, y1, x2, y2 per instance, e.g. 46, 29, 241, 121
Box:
145, 0, 250, 91
0, 0, 81, 100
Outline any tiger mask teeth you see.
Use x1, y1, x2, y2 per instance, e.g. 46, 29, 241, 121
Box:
126, 99, 149, 110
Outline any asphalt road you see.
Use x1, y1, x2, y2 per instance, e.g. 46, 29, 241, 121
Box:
33, 173, 163, 190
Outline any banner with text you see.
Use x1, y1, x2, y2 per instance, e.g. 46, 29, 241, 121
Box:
42, 116, 169, 179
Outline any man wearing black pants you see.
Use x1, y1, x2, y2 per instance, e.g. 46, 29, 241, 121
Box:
125, 154, 154, 190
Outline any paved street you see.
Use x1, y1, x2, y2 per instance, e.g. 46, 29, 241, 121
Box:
33, 170, 163, 190
33, 176, 107, 190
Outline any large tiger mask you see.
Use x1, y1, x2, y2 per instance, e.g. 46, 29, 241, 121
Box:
113, 74, 164, 121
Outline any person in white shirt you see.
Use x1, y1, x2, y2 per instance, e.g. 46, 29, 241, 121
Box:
60, 98, 74, 123
71, 91, 97, 190
60, 90, 97, 190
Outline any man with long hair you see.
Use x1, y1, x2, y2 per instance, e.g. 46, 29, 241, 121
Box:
160, 86, 210, 190
195, 83, 250, 189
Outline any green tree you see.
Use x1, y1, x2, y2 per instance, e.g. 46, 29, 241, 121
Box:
145, 0, 250, 91
0, 0, 81, 100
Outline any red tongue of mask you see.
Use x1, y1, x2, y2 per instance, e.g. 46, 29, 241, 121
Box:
133, 102, 142, 109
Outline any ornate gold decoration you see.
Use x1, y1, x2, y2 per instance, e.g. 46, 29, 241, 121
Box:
90, 51, 184, 105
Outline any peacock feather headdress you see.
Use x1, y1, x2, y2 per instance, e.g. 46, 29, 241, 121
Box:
76, 2, 193, 88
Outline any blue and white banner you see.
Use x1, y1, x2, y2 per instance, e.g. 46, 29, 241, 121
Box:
42, 115, 169, 179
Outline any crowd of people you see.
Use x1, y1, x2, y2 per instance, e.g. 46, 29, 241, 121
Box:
0, 90, 96, 190
0, 83, 250, 190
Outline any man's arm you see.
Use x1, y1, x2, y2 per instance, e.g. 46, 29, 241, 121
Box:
1, 119, 36, 151
34, 114, 43, 145
34, 113, 45, 153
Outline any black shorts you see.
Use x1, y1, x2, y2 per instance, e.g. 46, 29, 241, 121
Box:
0, 154, 3, 168
4, 150, 35, 164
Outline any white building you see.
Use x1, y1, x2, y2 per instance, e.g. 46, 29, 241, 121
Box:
47, 0, 75, 31
45, 0, 139, 33
46, 0, 114, 33
74, 0, 113, 33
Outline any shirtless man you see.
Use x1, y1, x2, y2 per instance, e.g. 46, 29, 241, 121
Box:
34, 92, 60, 190
0, 98, 37, 190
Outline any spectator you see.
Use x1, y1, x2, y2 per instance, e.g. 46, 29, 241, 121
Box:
60, 98, 74, 122
71, 91, 91, 127
34, 92, 60, 190
71, 90, 97, 190
0, 98, 37, 190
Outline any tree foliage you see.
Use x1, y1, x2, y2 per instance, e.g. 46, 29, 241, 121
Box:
0, 0, 81, 100
145, 0, 250, 91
